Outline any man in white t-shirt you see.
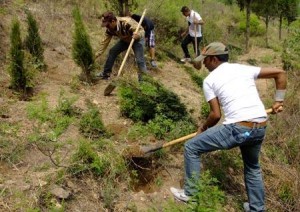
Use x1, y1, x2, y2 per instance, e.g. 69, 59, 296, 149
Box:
170, 42, 286, 212
180, 6, 204, 63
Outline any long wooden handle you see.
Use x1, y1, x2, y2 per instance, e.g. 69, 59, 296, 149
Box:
193, 13, 198, 56
162, 132, 197, 149
161, 107, 278, 149
117, 9, 147, 77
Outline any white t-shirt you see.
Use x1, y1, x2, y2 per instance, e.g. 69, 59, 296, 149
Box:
186, 10, 202, 37
203, 62, 267, 124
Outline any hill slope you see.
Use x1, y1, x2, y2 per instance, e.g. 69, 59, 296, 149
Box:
1, 1, 297, 211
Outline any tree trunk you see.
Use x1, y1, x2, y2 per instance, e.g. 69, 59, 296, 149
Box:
124, 0, 129, 16
118, 0, 130, 17
279, 14, 282, 40
245, 0, 251, 52
265, 15, 269, 47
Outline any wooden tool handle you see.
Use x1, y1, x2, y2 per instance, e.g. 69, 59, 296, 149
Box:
161, 107, 279, 149
193, 13, 198, 56
265, 106, 283, 114
117, 9, 147, 77
162, 132, 197, 149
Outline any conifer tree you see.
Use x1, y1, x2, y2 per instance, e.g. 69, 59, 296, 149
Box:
72, 6, 94, 83
24, 11, 45, 70
9, 19, 26, 92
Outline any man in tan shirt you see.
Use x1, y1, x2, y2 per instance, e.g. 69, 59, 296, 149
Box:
95, 11, 147, 81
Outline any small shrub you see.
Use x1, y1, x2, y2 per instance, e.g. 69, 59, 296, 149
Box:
56, 90, 78, 116
118, 76, 189, 123
27, 96, 51, 122
27, 95, 75, 137
69, 139, 127, 178
238, 13, 265, 36
8, 19, 26, 92
282, 28, 300, 71
188, 171, 225, 211
69, 139, 110, 176
146, 115, 175, 139
24, 11, 45, 70
72, 6, 94, 83
79, 106, 106, 139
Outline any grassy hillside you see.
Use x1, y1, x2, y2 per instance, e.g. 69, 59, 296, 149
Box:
0, 0, 299, 211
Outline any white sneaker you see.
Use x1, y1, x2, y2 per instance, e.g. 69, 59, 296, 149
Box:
243, 202, 250, 212
180, 58, 192, 63
150, 60, 157, 68
170, 187, 190, 202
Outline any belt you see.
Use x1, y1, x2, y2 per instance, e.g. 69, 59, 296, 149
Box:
237, 120, 267, 128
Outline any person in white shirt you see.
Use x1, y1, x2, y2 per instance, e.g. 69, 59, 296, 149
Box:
170, 42, 286, 212
180, 6, 204, 63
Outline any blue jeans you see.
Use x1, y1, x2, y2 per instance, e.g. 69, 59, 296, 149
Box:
184, 123, 266, 212
103, 38, 147, 80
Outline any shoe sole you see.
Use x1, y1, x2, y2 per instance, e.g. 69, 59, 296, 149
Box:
174, 197, 188, 203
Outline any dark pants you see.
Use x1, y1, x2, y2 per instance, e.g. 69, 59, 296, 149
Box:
103, 38, 147, 79
181, 34, 202, 58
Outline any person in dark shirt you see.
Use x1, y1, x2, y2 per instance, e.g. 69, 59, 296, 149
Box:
130, 13, 157, 68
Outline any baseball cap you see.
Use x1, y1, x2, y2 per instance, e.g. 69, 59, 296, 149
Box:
194, 42, 228, 62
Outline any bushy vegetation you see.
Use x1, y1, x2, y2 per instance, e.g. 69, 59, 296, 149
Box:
24, 11, 45, 70
79, 105, 106, 139
8, 15, 42, 99
161, 171, 225, 211
8, 19, 26, 92
282, 27, 300, 71
238, 13, 265, 36
119, 76, 197, 141
69, 139, 111, 176
118, 76, 189, 123
189, 171, 225, 211
72, 6, 95, 83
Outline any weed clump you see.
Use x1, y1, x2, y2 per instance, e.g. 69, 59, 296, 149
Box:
79, 105, 106, 139
68, 139, 127, 178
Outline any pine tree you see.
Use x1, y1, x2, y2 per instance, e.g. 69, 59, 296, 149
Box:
72, 6, 94, 83
24, 11, 45, 70
9, 19, 26, 92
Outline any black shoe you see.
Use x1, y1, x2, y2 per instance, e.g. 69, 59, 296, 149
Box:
95, 72, 110, 79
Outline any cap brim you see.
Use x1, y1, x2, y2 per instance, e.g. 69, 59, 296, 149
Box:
193, 54, 206, 62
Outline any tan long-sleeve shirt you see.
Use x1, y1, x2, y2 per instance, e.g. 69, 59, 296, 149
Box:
96, 17, 145, 57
